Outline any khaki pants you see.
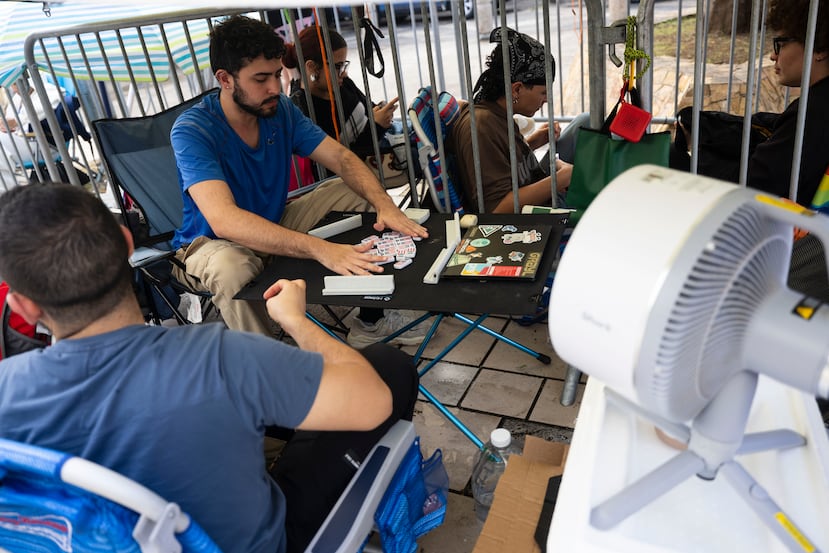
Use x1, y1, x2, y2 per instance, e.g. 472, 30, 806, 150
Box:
279, 177, 372, 233
173, 178, 373, 335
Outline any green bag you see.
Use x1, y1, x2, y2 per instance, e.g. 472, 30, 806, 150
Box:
566, 88, 671, 226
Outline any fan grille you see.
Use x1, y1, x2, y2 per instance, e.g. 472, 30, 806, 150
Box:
649, 203, 789, 420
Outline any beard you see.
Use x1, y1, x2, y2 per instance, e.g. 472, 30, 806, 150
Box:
232, 84, 279, 118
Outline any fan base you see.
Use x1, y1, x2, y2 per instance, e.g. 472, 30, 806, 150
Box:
548, 377, 829, 553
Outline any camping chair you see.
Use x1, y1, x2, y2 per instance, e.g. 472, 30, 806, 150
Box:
0, 420, 442, 553
92, 89, 217, 326
305, 420, 447, 553
40, 93, 97, 185
0, 436, 221, 551
408, 86, 465, 214
4, 93, 94, 185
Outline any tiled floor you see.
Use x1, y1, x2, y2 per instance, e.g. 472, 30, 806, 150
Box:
399, 312, 584, 552
302, 305, 586, 552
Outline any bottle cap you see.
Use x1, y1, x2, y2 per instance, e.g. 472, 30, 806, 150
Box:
490, 428, 511, 449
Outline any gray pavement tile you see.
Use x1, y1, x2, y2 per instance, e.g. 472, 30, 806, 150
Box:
483, 320, 568, 379
417, 360, 479, 406
413, 400, 501, 491
401, 315, 500, 366
460, 368, 544, 419
529, 378, 586, 429
417, 492, 482, 553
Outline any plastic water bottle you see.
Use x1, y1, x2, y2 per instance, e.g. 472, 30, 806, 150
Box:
471, 428, 519, 522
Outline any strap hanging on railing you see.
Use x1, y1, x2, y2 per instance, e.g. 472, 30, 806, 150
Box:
311, 12, 341, 143
360, 18, 385, 78
622, 15, 651, 89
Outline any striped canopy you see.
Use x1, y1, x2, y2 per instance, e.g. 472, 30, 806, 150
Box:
0, 2, 213, 88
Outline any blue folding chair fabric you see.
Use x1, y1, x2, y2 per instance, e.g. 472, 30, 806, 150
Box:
408, 86, 464, 215
92, 89, 217, 245
0, 438, 221, 552
373, 437, 448, 553
92, 89, 218, 325
305, 420, 445, 553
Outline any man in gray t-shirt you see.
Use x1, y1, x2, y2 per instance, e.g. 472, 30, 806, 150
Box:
0, 183, 418, 553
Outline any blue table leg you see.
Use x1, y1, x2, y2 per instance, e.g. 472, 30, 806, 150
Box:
305, 311, 343, 341
453, 313, 551, 364
418, 384, 485, 450
418, 313, 489, 378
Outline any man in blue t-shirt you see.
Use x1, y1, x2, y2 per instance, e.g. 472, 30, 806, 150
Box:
171, 15, 429, 338
0, 183, 419, 553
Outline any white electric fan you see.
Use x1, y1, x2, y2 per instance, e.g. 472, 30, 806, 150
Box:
549, 165, 829, 552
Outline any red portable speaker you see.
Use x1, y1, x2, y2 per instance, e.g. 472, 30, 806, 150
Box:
609, 100, 652, 143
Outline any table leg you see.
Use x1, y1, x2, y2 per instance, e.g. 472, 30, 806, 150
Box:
453, 313, 552, 364
418, 384, 485, 450
560, 365, 582, 406
305, 311, 343, 340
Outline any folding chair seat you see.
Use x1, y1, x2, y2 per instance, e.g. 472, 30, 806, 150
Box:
92, 89, 218, 325
0, 437, 221, 552
0, 420, 444, 553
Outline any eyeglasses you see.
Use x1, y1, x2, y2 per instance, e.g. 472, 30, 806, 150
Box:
773, 36, 796, 55
334, 60, 350, 76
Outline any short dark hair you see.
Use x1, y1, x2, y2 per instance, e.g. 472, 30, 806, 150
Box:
768, 0, 828, 54
209, 15, 287, 76
0, 183, 133, 328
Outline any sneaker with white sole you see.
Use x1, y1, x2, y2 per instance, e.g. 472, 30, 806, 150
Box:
346, 310, 432, 348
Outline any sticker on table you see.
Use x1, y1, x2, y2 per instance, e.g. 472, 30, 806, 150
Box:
502, 225, 518, 232
523, 229, 542, 243
502, 230, 543, 245
460, 263, 489, 276
486, 256, 503, 264
448, 253, 474, 266
461, 263, 523, 277
478, 225, 502, 237
470, 238, 491, 248
509, 250, 525, 262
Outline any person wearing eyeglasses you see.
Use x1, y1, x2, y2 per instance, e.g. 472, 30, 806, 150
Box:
755, 0, 829, 431
283, 25, 431, 349
748, 0, 829, 206
283, 25, 399, 180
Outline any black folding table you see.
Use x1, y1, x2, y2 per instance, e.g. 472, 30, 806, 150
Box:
237, 212, 568, 448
